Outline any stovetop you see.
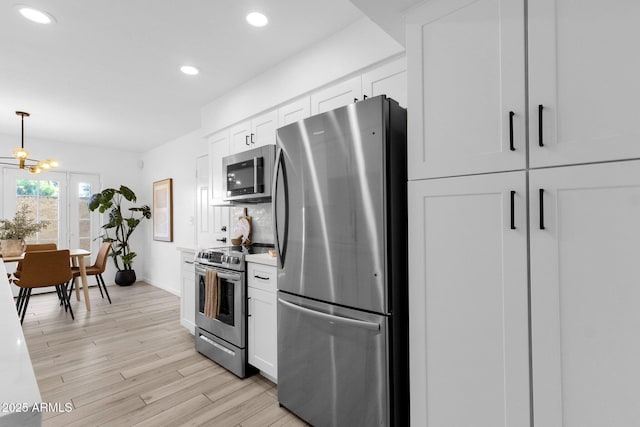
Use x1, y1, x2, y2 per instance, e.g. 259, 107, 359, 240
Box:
195, 243, 274, 271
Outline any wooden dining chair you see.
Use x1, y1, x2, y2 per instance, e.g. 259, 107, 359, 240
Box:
68, 242, 112, 304
14, 249, 73, 324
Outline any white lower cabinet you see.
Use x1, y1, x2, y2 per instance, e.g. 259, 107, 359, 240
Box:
409, 160, 640, 426
180, 250, 196, 334
247, 262, 277, 381
408, 171, 530, 427
529, 160, 640, 427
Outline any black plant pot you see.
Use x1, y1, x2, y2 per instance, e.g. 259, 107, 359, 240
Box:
115, 269, 136, 286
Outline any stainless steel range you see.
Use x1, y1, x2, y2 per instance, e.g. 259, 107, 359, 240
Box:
194, 244, 273, 378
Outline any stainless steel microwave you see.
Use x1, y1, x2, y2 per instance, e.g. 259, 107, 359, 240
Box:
222, 144, 276, 203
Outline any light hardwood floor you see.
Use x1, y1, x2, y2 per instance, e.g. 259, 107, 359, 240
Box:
19, 282, 307, 427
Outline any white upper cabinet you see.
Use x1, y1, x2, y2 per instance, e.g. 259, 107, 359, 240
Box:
229, 111, 278, 154
362, 56, 407, 108
278, 97, 311, 127
207, 130, 231, 242
229, 120, 251, 155
408, 171, 530, 427
311, 76, 363, 115
529, 160, 640, 427
250, 110, 278, 148
529, 0, 640, 168
407, 0, 526, 179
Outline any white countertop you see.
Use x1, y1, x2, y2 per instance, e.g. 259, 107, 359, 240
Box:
245, 253, 278, 267
0, 261, 42, 426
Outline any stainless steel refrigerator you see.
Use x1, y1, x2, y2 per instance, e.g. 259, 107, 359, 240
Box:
272, 95, 408, 426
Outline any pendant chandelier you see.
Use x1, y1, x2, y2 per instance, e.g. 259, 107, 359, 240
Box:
0, 111, 59, 174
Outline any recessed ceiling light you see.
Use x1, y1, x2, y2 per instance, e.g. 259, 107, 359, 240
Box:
180, 65, 199, 76
15, 5, 56, 24
246, 12, 268, 27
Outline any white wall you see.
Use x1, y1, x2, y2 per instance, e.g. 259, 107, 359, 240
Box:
200, 18, 404, 136
0, 133, 143, 284
139, 129, 204, 295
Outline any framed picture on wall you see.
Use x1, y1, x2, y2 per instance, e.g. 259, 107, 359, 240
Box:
153, 178, 173, 242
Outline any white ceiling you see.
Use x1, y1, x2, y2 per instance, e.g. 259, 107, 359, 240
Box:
0, 0, 363, 152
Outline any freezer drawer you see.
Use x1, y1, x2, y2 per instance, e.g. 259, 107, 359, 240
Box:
277, 292, 389, 426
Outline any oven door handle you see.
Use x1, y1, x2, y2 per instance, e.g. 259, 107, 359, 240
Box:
215, 271, 242, 282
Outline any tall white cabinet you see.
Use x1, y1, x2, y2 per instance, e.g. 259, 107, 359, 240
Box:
407, 0, 640, 426
406, 0, 526, 179
408, 171, 529, 427
529, 161, 640, 427
528, 0, 640, 167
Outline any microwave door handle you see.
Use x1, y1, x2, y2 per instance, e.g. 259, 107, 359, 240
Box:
253, 157, 258, 193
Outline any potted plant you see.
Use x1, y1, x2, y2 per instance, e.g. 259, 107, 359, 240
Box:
0, 204, 48, 257
88, 185, 151, 286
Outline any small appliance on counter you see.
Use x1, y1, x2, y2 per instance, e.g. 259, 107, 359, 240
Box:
194, 242, 274, 378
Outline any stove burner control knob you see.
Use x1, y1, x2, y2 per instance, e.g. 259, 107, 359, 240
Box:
221, 255, 228, 263
231, 256, 240, 264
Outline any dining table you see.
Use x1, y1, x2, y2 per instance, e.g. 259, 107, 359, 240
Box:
3, 248, 94, 311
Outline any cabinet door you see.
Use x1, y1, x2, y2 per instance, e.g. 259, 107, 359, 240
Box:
310, 76, 362, 115
362, 56, 407, 108
180, 251, 196, 334
229, 120, 251, 154
207, 131, 229, 239
278, 97, 311, 127
248, 286, 277, 380
529, 0, 640, 167
196, 155, 214, 246
530, 160, 640, 427
250, 110, 277, 148
406, 0, 525, 179
408, 171, 529, 427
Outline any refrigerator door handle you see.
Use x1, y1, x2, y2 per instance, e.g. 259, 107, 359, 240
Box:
278, 298, 380, 332
272, 147, 289, 266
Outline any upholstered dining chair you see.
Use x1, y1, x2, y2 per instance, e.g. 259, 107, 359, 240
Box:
12, 243, 58, 282
14, 249, 73, 324
68, 242, 112, 304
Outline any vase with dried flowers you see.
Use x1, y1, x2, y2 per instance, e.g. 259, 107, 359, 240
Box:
0, 204, 48, 257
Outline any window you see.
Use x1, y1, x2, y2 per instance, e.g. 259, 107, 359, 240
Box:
15, 178, 61, 244
2, 169, 100, 253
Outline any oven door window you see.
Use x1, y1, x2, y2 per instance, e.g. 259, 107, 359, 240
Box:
198, 273, 235, 326
227, 157, 264, 197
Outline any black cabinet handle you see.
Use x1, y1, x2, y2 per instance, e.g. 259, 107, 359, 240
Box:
254, 275, 270, 281
245, 135, 250, 146
363, 94, 368, 100
538, 105, 544, 147
250, 133, 255, 144
221, 226, 227, 232
216, 237, 227, 243
539, 188, 545, 230
353, 97, 358, 103
510, 191, 516, 230
509, 111, 515, 151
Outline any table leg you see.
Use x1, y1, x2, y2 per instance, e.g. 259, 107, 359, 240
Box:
72, 257, 80, 301
78, 256, 91, 311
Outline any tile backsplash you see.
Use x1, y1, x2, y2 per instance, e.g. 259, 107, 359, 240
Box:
231, 203, 273, 244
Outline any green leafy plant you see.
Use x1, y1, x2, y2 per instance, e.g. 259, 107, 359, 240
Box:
0, 203, 47, 240
88, 185, 151, 271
